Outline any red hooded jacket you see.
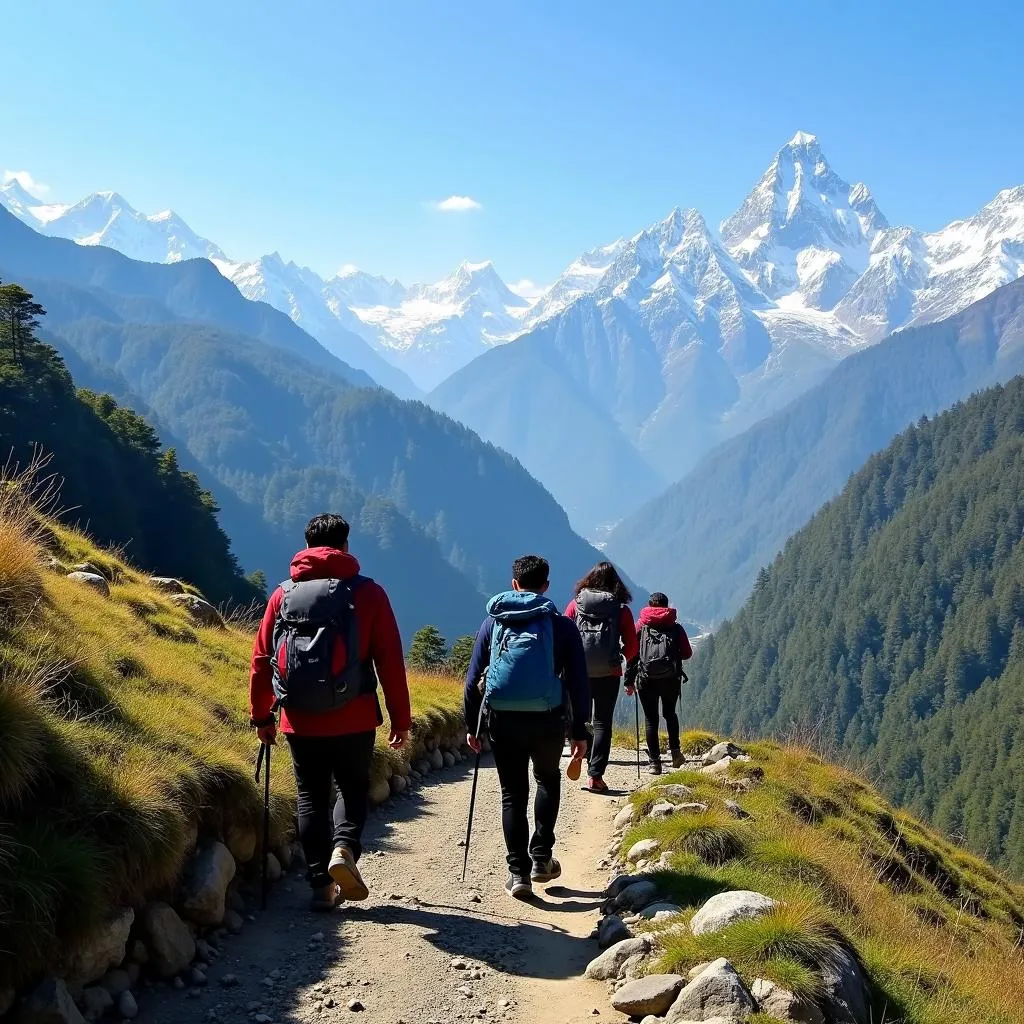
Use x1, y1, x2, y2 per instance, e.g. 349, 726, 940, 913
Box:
637, 605, 694, 660
563, 598, 639, 676
249, 547, 411, 737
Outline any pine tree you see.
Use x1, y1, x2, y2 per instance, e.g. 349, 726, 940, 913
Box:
447, 635, 476, 678
408, 626, 448, 671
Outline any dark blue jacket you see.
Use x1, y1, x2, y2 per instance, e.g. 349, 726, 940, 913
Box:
463, 594, 591, 740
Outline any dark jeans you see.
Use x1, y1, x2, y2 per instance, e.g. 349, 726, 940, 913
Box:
639, 678, 682, 763
588, 675, 620, 779
488, 709, 565, 879
286, 731, 375, 889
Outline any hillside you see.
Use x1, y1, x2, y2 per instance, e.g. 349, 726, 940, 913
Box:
608, 276, 1024, 624
680, 374, 1024, 876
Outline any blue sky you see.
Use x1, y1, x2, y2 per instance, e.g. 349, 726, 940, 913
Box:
4, 0, 1023, 287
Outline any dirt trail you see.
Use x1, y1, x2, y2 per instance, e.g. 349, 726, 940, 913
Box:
140, 747, 640, 1024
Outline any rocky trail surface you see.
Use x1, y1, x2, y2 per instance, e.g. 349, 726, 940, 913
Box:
136, 749, 640, 1024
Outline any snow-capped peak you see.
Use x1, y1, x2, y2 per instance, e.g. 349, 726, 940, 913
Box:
788, 129, 818, 148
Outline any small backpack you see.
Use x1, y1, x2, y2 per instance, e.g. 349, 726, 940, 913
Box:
638, 623, 679, 682
271, 576, 376, 713
483, 593, 563, 712
575, 589, 622, 676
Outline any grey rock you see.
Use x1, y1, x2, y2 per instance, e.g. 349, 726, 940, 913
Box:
389, 773, 408, 795
700, 757, 735, 776
751, 978, 825, 1024
442, 751, 456, 768
190, 967, 208, 987
615, 880, 660, 911
702, 741, 742, 766
597, 914, 632, 949
66, 572, 110, 597
584, 936, 654, 980
618, 952, 647, 981
613, 805, 635, 830
80, 987, 113, 1022
429, 748, 444, 771
654, 783, 695, 800
666, 958, 756, 1021
820, 945, 871, 1024
278, 842, 294, 869
141, 902, 196, 977
265, 852, 283, 882
100, 970, 132, 997
690, 890, 778, 936
648, 801, 677, 818
626, 838, 661, 862
179, 842, 236, 926
606, 874, 642, 898
149, 576, 185, 593
226, 887, 246, 913
16, 978, 86, 1024
117, 992, 138, 1020
63, 908, 135, 986
170, 593, 223, 627
638, 901, 682, 920
414, 759, 432, 775
687, 961, 713, 980
347, 999, 364, 1011
611, 974, 687, 1016
724, 799, 750, 819
224, 909, 244, 934
368, 777, 391, 804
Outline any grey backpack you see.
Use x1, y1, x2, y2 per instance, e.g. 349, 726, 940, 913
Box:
575, 589, 622, 676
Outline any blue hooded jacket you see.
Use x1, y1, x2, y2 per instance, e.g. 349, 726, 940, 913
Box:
463, 590, 590, 739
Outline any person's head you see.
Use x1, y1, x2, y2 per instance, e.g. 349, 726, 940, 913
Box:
511, 554, 550, 594
649, 592, 669, 608
304, 513, 351, 552
574, 561, 632, 604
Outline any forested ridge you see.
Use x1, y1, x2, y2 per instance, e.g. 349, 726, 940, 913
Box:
684, 375, 1024, 875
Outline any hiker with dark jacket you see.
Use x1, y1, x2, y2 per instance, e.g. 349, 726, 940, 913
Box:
625, 592, 693, 775
250, 513, 411, 911
464, 554, 590, 900
564, 562, 639, 794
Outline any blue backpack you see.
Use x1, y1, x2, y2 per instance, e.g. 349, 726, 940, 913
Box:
483, 591, 563, 712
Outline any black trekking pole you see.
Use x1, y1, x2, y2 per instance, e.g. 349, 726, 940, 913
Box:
255, 741, 272, 910
461, 703, 486, 883
634, 690, 641, 780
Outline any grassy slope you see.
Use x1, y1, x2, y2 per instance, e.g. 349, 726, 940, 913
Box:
619, 734, 1024, 1024
0, 502, 462, 989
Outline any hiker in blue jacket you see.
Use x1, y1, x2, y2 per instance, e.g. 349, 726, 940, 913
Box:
464, 554, 590, 900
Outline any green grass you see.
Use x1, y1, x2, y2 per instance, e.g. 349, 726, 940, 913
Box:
624, 738, 1024, 1024
0, 505, 464, 989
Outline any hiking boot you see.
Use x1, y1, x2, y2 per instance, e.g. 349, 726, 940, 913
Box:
504, 873, 533, 901
531, 856, 562, 884
310, 883, 342, 912
587, 776, 609, 794
328, 846, 369, 901
647, 760, 663, 776
671, 750, 685, 769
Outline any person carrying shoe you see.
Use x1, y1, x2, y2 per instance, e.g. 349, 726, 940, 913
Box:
464, 555, 590, 901
564, 562, 639, 794
626, 592, 693, 775
249, 513, 411, 911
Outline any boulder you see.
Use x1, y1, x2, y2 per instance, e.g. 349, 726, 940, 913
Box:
690, 890, 778, 936
442, 751, 456, 768
584, 935, 654, 980
278, 842, 294, 869
65, 572, 109, 598
170, 593, 223, 627
224, 909, 244, 934
414, 758, 432, 775
179, 842, 236, 926
225, 821, 257, 863
638, 901, 682, 920
607, 874, 643, 898
368, 777, 391, 804
687, 961, 713, 980
265, 852, 283, 882
80, 987, 113, 1022
724, 799, 750, 819
141, 902, 196, 977
613, 805, 635, 831
16, 978, 86, 1024
752, 978, 825, 1024
429, 748, 445, 771
618, 952, 647, 981
666, 958, 756, 1022
627, 838, 661, 862
149, 576, 186, 593
820, 945, 871, 1024
700, 757, 735, 776
615, 880, 660, 911
597, 914, 632, 949
70, 562, 106, 579
655, 784, 695, 800
389, 773, 408, 795
648, 801, 678, 818
117, 992, 138, 1020
702, 741, 742, 766
63, 908, 134, 986
611, 974, 687, 1017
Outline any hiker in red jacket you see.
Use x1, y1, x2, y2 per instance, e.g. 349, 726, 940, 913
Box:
564, 562, 639, 794
250, 513, 411, 911
625, 592, 693, 775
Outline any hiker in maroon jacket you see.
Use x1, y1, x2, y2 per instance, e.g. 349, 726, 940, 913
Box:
564, 562, 639, 794
250, 513, 411, 911
626, 592, 693, 775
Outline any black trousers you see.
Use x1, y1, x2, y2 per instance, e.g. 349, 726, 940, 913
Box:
638, 678, 682, 763
588, 675, 620, 779
488, 709, 565, 879
286, 731, 375, 889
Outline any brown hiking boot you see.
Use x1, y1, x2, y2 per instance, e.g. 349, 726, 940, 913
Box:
329, 846, 369, 901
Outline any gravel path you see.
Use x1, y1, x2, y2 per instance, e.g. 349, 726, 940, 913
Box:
138, 747, 640, 1024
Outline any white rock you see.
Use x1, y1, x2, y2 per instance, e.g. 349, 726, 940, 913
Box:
752, 978, 825, 1024
170, 593, 223, 627
584, 936, 654, 980
368, 777, 391, 804
149, 576, 185, 593
654, 784, 695, 800
690, 890, 778, 936
613, 805, 635, 831
179, 842, 236, 926
142, 902, 196, 977
611, 974, 687, 1016
648, 801, 678, 818
65, 572, 109, 597
700, 757, 734, 776
627, 838, 661, 862
638, 901, 681, 920
63, 908, 135, 986
701, 741, 742, 766
666, 958, 756, 1022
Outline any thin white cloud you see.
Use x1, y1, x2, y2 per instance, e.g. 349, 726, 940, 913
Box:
2, 169, 50, 197
509, 278, 548, 302
432, 195, 482, 213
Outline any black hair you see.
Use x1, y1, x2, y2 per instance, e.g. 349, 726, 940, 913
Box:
304, 513, 351, 550
512, 554, 549, 591
574, 561, 632, 604
649, 592, 669, 607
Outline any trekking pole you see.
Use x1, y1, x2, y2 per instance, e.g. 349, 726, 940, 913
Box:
255, 741, 272, 910
461, 702, 486, 883
634, 690, 641, 780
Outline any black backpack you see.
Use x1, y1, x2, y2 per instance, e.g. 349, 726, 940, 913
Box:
270, 576, 376, 713
638, 623, 680, 682
575, 589, 623, 676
